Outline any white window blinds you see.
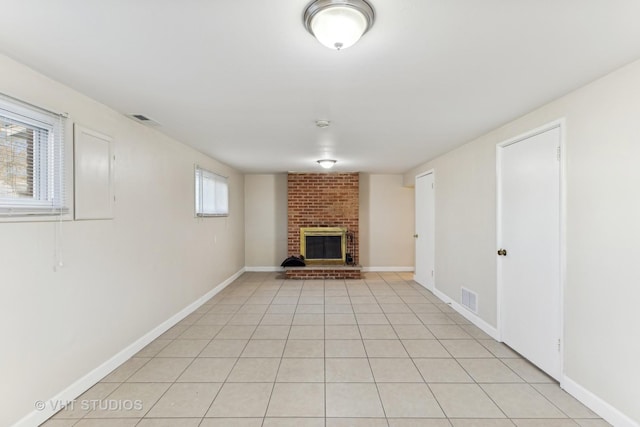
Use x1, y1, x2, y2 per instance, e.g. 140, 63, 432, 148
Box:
195, 166, 229, 217
0, 95, 67, 216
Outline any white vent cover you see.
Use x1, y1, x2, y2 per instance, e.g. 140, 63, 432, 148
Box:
461, 287, 478, 314
127, 114, 160, 127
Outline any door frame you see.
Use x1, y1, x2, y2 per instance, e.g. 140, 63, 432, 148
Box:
414, 169, 435, 292
496, 118, 567, 383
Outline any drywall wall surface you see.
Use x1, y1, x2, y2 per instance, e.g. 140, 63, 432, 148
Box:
0, 53, 245, 426
360, 174, 415, 268
404, 58, 640, 424
244, 174, 288, 267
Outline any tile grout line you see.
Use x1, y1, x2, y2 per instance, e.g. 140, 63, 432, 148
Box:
354, 274, 390, 423
42, 271, 607, 426
380, 275, 450, 421
259, 275, 299, 426
203, 281, 264, 422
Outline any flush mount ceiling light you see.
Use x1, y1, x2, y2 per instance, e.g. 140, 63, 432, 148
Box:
304, 0, 375, 50
317, 159, 337, 169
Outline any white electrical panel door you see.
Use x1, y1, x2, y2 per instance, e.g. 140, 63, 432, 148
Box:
74, 125, 114, 220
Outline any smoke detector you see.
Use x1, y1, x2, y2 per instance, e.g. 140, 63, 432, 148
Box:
315, 120, 330, 128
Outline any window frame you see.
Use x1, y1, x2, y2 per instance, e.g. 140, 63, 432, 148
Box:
194, 165, 229, 217
0, 95, 67, 217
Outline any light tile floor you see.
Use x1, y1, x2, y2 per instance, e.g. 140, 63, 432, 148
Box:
43, 272, 610, 427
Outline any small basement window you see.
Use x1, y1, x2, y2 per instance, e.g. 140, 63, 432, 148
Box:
0, 95, 67, 216
195, 166, 228, 217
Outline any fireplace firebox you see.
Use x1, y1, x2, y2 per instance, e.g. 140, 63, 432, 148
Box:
300, 227, 347, 265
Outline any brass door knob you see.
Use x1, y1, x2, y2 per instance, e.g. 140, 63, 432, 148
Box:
497, 249, 507, 256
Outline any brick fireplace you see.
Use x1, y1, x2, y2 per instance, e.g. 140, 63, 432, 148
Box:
286, 172, 360, 279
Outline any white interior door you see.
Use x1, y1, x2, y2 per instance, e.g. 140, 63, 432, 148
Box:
415, 172, 435, 291
498, 125, 562, 380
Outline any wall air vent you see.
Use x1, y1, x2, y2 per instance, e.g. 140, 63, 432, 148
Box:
127, 114, 160, 127
461, 287, 478, 314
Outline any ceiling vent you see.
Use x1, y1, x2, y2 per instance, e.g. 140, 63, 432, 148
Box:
127, 114, 160, 127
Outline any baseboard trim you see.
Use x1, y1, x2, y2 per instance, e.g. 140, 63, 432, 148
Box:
244, 266, 283, 272
562, 376, 638, 427
362, 266, 414, 272
415, 283, 635, 426
414, 282, 500, 341
13, 267, 245, 427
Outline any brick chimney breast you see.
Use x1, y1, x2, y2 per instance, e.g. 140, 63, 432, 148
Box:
287, 172, 359, 266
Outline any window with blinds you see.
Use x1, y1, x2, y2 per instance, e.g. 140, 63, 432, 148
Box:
195, 166, 229, 217
0, 95, 66, 216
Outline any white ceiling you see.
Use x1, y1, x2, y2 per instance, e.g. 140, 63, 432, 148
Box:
1, 0, 640, 173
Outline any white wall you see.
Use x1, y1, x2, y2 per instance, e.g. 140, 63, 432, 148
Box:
0, 54, 245, 427
360, 174, 415, 269
407, 140, 498, 324
244, 174, 288, 268
405, 59, 640, 425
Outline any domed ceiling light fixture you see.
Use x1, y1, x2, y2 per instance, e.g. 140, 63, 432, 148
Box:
304, 0, 375, 50
317, 159, 337, 169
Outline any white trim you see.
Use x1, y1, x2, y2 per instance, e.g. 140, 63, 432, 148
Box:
424, 283, 500, 341
13, 267, 245, 427
362, 266, 414, 272
562, 376, 639, 427
558, 120, 568, 383
496, 118, 566, 380
245, 266, 283, 272
415, 169, 435, 179
495, 142, 504, 342
416, 278, 637, 427
414, 169, 436, 292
